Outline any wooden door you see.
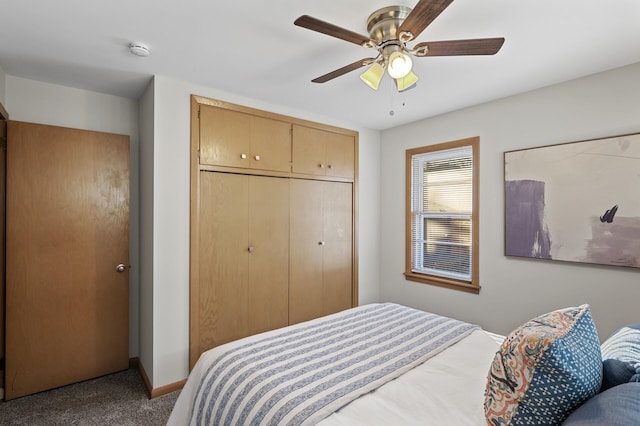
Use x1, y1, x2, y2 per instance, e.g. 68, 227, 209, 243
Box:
291, 125, 326, 177
5, 121, 129, 400
322, 182, 353, 314
289, 180, 353, 324
198, 172, 249, 351
247, 176, 290, 335
0, 103, 7, 390
325, 133, 355, 179
289, 179, 325, 324
248, 116, 291, 173
196, 172, 289, 357
200, 106, 251, 168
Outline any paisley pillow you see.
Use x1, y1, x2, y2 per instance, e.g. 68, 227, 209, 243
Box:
484, 305, 602, 425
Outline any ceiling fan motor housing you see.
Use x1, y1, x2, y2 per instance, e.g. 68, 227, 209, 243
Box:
366, 6, 411, 43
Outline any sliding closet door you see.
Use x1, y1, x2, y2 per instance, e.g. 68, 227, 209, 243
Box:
289, 179, 353, 324
5, 121, 130, 400
195, 172, 289, 360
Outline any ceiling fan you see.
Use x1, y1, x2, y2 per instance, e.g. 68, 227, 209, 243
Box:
294, 0, 505, 92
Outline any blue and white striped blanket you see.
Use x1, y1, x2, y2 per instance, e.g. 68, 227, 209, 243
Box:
190, 303, 479, 425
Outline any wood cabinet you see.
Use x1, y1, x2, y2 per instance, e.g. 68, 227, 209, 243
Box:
190, 96, 358, 367
199, 104, 291, 172
196, 172, 289, 353
289, 179, 353, 324
292, 124, 355, 179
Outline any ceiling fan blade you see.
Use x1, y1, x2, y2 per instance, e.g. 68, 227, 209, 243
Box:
311, 58, 376, 83
413, 38, 505, 56
398, 0, 454, 40
295, 15, 373, 46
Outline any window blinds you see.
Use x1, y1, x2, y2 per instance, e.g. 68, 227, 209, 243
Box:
411, 145, 473, 281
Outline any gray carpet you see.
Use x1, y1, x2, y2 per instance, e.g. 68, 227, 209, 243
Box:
0, 367, 180, 425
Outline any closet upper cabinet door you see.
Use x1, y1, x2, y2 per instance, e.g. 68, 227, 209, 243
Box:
325, 132, 355, 179
291, 125, 326, 177
200, 105, 251, 168
249, 115, 291, 172
292, 124, 354, 179
199, 105, 291, 172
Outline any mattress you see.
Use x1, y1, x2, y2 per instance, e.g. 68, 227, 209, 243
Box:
168, 304, 502, 425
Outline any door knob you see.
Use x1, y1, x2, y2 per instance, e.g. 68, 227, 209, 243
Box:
116, 263, 127, 273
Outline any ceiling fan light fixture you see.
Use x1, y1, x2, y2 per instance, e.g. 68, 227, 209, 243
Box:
387, 51, 412, 79
395, 71, 419, 92
360, 62, 385, 91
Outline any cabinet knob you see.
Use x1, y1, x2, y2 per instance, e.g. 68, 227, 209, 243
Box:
319, 163, 325, 169
248, 246, 255, 253
254, 155, 261, 161
318, 241, 325, 246
327, 164, 332, 169
240, 153, 247, 159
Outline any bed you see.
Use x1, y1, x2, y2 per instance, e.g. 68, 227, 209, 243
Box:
169, 302, 639, 425
168, 303, 503, 425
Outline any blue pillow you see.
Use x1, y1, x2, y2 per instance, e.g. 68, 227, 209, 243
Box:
601, 359, 637, 391
562, 382, 640, 425
601, 324, 640, 389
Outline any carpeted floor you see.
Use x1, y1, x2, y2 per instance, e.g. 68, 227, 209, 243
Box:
0, 367, 180, 425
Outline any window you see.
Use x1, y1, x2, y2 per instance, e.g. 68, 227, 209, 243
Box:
405, 137, 479, 293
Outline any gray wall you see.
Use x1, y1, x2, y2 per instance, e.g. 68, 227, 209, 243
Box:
379, 62, 640, 340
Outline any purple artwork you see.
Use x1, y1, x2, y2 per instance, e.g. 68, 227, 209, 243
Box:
504, 133, 640, 269
505, 180, 551, 259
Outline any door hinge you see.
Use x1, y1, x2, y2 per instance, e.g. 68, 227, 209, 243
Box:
198, 109, 200, 119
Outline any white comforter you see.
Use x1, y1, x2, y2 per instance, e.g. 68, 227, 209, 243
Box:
168, 307, 501, 426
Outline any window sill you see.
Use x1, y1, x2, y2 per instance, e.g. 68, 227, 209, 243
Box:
404, 272, 480, 294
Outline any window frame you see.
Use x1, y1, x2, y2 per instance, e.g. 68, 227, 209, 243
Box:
405, 137, 480, 294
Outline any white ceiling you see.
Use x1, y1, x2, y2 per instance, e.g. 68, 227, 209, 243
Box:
1, 0, 639, 130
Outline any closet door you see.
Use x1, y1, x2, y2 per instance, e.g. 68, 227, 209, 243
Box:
247, 176, 290, 335
289, 179, 353, 324
196, 172, 289, 356
289, 180, 325, 323
5, 121, 130, 400
322, 181, 353, 315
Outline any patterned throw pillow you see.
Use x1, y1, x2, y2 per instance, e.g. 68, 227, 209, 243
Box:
484, 305, 602, 425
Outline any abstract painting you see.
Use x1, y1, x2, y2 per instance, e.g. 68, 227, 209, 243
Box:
504, 133, 640, 268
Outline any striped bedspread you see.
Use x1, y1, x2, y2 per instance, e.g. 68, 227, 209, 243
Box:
190, 303, 479, 426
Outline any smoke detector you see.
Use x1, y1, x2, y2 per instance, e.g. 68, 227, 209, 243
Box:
129, 42, 150, 57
